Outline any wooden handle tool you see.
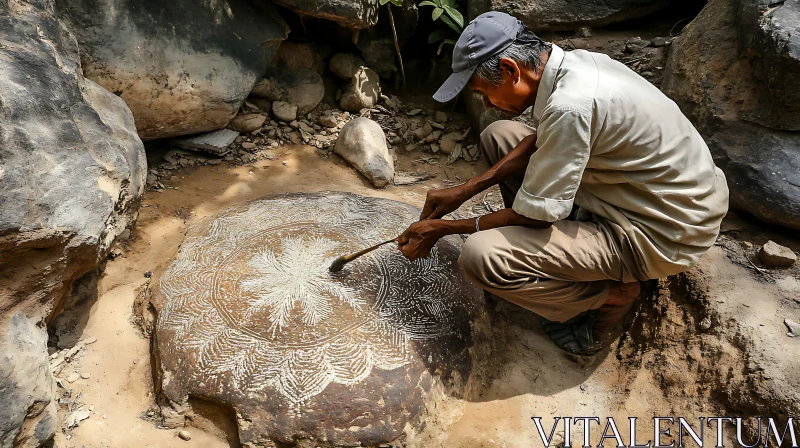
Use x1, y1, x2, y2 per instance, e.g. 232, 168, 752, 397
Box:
329, 238, 397, 272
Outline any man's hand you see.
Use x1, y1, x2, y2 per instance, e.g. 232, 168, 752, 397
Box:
419, 187, 469, 220
397, 220, 451, 260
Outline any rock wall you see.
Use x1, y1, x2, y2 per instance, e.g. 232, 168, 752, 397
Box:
468, 0, 669, 30
56, 0, 289, 140
0, 1, 146, 446
272, 0, 379, 29
662, 0, 800, 230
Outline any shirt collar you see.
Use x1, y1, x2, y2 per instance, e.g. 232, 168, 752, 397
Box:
532, 44, 565, 125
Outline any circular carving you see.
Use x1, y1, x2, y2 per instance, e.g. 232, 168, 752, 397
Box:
154, 192, 487, 446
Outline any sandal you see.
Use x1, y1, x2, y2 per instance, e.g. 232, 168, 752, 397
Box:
542, 311, 602, 355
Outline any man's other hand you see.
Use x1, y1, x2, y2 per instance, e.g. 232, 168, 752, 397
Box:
397, 220, 449, 260
419, 187, 469, 220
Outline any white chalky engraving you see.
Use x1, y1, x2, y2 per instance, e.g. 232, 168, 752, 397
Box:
157, 193, 461, 406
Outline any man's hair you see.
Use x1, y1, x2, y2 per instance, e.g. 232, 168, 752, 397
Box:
473, 28, 552, 86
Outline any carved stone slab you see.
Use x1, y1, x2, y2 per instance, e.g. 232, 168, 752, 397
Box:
153, 192, 489, 447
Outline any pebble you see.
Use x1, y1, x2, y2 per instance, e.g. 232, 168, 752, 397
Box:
699, 317, 712, 331
407, 108, 422, 116
80, 372, 91, 379
178, 430, 192, 441
785, 319, 800, 337
67, 373, 80, 383
758, 241, 797, 267
241, 142, 256, 149
651, 37, 669, 47
434, 111, 448, 122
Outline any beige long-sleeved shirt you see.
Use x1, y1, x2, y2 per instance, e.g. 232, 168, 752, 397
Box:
512, 44, 729, 281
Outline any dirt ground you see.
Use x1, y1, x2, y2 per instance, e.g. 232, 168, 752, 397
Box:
47, 137, 800, 447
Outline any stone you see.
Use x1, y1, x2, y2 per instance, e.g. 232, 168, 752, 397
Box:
469, 0, 669, 31
650, 36, 669, 47
435, 111, 448, 123
334, 118, 394, 188
408, 108, 422, 116
270, 0, 379, 28
440, 132, 465, 155
0, 5, 146, 446
785, 319, 800, 337
178, 430, 192, 441
624, 37, 651, 53
67, 373, 80, 383
153, 192, 488, 447
272, 102, 298, 123
227, 114, 267, 133
251, 69, 325, 116
662, 0, 800, 230
80, 373, 91, 380
272, 41, 325, 75
247, 97, 273, 115
319, 114, 338, 128
58, 0, 289, 140
329, 53, 367, 80
339, 68, 381, 113
172, 129, 239, 156
758, 241, 797, 267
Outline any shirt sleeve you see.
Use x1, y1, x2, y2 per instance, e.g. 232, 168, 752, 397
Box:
512, 107, 592, 222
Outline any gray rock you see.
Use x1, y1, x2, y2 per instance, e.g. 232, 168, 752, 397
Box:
251, 69, 325, 116
339, 68, 381, 113
227, 114, 266, 133
272, 102, 298, 123
178, 430, 192, 441
440, 132, 465, 155
58, 0, 289, 140
624, 37, 651, 53
435, 111, 448, 123
469, 0, 669, 31
334, 118, 394, 187
152, 192, 489, 446
0, 4, 146, 446
650, 36, 669, 47
329, 53, 366, 80
270, 0, 379, 28
758, 241, 797, 267
318, 114, 338, 128
662, 0, 800, 230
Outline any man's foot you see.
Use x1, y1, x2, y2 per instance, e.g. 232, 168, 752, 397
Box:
542, 312, 602, 355
592, 281, 641, 343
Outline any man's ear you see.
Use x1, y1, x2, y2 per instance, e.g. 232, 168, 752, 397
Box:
499, 57, 520, 82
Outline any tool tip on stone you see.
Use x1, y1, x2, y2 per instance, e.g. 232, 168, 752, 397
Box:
329, 257, 347, 272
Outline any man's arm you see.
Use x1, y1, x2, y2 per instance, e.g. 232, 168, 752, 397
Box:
418, 132, 539, 220
398, 208, 550, 260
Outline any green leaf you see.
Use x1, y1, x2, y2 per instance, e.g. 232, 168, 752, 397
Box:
418, 0, 437, 6
437, 39, 456, 55
428, 29, 446, 43
441, 0, 453, 7
432, 7, 444, 20
439, 14, 462, 33
389, 0, 403, 6
443, 5, 464, 27
379, 0, 389, 5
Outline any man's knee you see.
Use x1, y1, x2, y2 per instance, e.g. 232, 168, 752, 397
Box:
479, 120, 514, 151
458, 231, 507, 283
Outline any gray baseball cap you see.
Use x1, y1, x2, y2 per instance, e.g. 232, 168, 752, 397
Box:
433, 11, 524, 103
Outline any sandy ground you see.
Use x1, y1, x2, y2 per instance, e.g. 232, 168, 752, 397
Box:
48, 139, 800, 448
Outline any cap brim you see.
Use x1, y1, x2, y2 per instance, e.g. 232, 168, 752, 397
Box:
433, 66, 477, 103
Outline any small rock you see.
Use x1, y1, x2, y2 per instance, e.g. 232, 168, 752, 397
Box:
440, 131, 464, 155
430, 143, 440, 153
272, 102, 298, 123
144, 271, 153, 278
319, 114, 338, 128
178, 430, 192, 441
576, 27, 592, 38
241, 142, 256, 149
298, 122, 314, 133
405, 143, 418, 152
408, 108, 422, 116
699, 317, 712, 331
227, 113, 266, 133
339, 67, 381, 113
650, 37, 669, 47
251, 70, 324, 115
641, 71, 654, 77
67, 372, 80, 383
146, 173, 158, 185
81, 372, 91, 379
758, 241, 797, 267
785, 319, 800, 337
329, 53, 366, 80
434, 111, 448, 122
334, 118, 394, 188
624, 38, 651, 53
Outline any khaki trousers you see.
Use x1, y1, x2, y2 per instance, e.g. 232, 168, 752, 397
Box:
458, 120, 636, 322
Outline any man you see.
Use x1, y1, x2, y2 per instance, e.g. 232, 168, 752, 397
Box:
396, 12, 729, 355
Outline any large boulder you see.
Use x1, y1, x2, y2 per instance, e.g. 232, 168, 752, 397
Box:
662, 0, 800, 230
57, 0, 289, 140
0, 3, 146, 447
271, 0, 380, 29
468, 0, 669, 30
153, 192, 489, 447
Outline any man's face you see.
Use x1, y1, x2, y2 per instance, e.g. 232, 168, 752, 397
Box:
468, 57, 537, 117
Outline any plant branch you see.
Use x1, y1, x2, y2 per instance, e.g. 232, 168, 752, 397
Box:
386, 4, 406, 88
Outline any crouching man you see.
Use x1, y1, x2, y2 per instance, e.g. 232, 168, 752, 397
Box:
397, 12, 729, 354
